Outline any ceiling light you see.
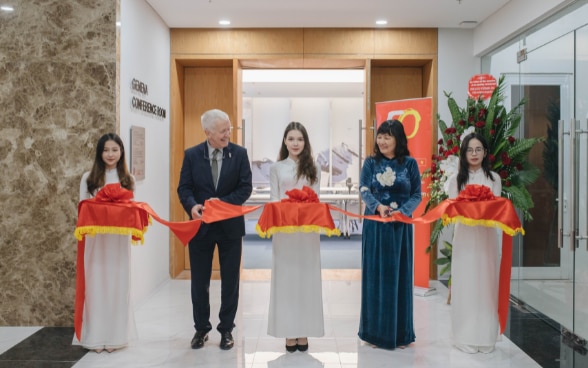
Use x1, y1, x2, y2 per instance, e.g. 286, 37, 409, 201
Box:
459, 21, 478, 28
376, 20, 388, 26
243, 70, 364, 84
1, 5, 15, 11
219, 20, 231, 26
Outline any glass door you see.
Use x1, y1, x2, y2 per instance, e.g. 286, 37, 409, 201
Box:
571, 22, 588, 354
505, 30, 576, 334
515, 18, 588, 360
482, 3, 588, 364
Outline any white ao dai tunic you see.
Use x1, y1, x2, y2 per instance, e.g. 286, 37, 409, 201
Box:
267, 158, 324, 338
73, 169, 137, 349
447, 168, 502, 350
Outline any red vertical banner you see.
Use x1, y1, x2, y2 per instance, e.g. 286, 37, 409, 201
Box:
375, 98, 432, 289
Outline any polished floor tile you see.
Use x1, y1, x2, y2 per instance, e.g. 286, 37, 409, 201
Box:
1, 279, 548, 367
0, 327, 86, 368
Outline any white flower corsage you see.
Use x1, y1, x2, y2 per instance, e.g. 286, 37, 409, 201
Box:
376, 167, 396, 187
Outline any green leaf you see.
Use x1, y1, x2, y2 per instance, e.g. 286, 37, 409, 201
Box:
439, 263, 451, 276
440, 248, 451, 257
435, 258, 450, 265
447, 96, 463, 124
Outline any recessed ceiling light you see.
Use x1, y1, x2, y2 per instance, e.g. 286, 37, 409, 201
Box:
1, 5, 15, 11
376, 20, 388, 26
219, 20, 231, 26
459, 21, 478, 28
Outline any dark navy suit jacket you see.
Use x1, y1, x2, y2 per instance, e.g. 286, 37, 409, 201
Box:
177, 141, 252, 240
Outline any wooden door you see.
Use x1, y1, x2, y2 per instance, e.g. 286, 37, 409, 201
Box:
182, 66, 234, 278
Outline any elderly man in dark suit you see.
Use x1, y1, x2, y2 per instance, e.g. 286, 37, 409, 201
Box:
177, 109, 252, 350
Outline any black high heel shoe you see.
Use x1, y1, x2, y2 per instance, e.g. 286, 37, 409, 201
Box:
297, 338, 308, 352
285, 339, 297, 353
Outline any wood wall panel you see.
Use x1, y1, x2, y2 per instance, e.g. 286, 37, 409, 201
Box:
183, 67, 233, 148
374, 28, 438, 55
179, 66, 234, 276
170, 59, 185, 278
171, 29, 304, 56
171, 28, 437, 59
367, 67, 423, 152
233, 59, 243, 145
303, 29, 374, 55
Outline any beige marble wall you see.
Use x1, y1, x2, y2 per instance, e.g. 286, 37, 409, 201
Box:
0, 0, 118, 326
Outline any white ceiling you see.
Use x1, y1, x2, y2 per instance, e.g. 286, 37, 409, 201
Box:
145, 0, 512, 97
145, 0, 511, 29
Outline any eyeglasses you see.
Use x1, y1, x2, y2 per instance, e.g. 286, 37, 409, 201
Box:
466, 147, 484, 154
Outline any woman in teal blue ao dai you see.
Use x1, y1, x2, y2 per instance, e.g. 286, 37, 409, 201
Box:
358, 119, 422, 349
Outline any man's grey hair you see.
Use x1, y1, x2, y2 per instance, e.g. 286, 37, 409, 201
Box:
201, 109, 229, 131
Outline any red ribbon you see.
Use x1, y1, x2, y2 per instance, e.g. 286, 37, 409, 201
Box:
326, 185, 521, 334
74, 184, 260, 340
75, 183, 521, 338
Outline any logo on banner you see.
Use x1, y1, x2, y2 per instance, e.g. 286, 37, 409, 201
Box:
387, 108, 421, 139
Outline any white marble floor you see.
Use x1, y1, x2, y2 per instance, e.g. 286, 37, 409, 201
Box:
0, 279, 541, 368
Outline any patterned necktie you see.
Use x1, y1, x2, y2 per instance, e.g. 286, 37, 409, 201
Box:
211, 149, 220, 189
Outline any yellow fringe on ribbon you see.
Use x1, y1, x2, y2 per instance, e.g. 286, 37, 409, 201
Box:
441, 215, 525, 236
74, 226, 147, 245
255, 224, 341, 239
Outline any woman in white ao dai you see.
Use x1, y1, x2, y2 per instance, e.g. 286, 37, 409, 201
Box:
72, 133, 137, 353
267, 122, 324, 353
447, 133, 502, 354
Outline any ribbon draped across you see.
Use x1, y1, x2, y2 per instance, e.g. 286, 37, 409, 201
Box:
74, 184, 522, 337
322, 184, 522, 334
73, 184, 260, 340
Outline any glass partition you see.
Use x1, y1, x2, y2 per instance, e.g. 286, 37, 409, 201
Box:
482, 2, 588, 365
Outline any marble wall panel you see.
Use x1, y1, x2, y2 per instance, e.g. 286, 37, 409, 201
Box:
0, 0, 118, 326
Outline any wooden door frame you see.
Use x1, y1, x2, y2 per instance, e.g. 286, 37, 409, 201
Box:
169, 57, 438, 279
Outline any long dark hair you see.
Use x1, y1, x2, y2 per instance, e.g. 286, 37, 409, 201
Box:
457, 132, 495, 191
278, 121, 318, 185
86, 133, 134, 194
373, 119, 410, 164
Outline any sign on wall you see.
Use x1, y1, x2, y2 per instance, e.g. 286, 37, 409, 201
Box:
130, 78, 167, 119
130, 126, 145, 181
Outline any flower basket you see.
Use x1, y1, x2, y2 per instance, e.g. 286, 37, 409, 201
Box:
424, 75, 543, 256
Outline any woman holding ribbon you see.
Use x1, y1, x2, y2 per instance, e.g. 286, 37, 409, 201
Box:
358, 119, 422, 349
267, 121, 324, 352
73, 133, 136, 353
446, 132, 502, 354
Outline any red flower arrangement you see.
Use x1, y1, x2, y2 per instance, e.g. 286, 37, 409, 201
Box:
423, 75, 544, 251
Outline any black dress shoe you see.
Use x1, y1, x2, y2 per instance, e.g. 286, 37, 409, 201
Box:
191, 331, 208, 349
297, 342, 308, 352
219, 331, 234, 350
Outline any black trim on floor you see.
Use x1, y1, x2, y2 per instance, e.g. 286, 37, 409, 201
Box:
0, 327, 87, 368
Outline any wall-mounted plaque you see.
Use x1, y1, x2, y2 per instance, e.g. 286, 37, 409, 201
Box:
130, 126, 145, 181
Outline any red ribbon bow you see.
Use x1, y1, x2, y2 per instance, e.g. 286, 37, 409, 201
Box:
93, 183, 134, 202
456, 184, 496, 201
281, 186, 319, 203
